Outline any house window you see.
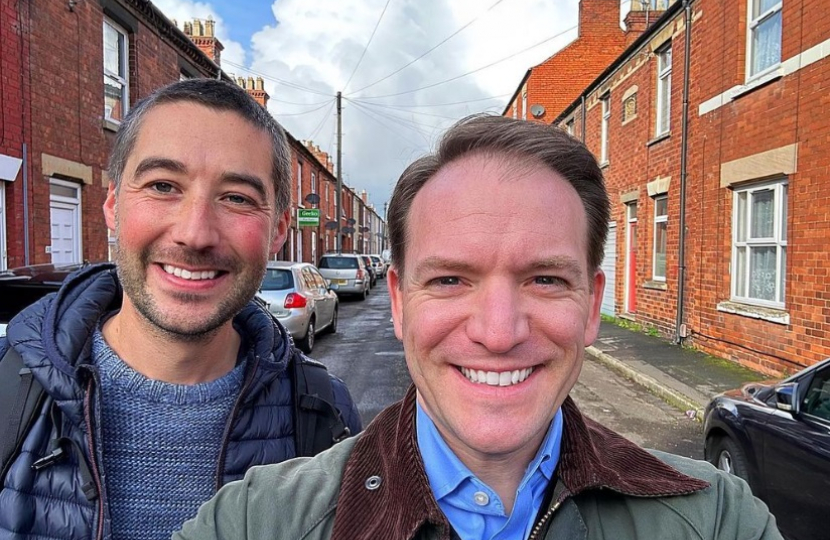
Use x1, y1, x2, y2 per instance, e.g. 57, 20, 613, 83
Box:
748, 0, 783, 78
653, 196, 668, 281
732, 180, 787, 307
522, 92, 527, 120
103, 18, 129, 123
297, 161, 303, 206
655, 45, 672, 136
600, 95, 610, 164
311, 172, 317, 195
512, 102, 517, 119
565, 118, 575, 135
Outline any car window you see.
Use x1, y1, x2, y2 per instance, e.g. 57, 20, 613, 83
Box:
319, 257, 358, 269
371, 256, 381, 264
301, 268, 318, 289
802, 367, 830, 421
309, 268, 327, 288
261, 269, 293, 290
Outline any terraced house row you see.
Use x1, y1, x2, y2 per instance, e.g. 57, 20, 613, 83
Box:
0, 0, 384, 273
505, 0, 829, 375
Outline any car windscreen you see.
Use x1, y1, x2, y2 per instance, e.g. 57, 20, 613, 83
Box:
319, 257, 358, 269
370, 256, 381, 263
260, 269, 294, 290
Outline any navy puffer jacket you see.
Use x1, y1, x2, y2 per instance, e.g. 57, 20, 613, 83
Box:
0, 263, 361, 540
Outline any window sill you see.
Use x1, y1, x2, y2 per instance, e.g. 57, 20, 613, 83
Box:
643, 280, 667, 291
646, 132, 671, 147
732, 67, 782, 100
102, 118, 120, 132
622, 114, 638, 126
716, 300, 789, 325
599, 161, 610, 170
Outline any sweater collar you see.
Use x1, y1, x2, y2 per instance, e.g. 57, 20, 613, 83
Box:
332, 385, 709, 540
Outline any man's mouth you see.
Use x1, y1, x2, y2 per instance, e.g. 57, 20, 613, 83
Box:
161, 264, 220, 281
459, 366, 534, 387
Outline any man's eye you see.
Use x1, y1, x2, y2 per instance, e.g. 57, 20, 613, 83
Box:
225, 194, 251, 205
535, 276, 567, 286
432, 277, 460, 286
151, 182, 174, 193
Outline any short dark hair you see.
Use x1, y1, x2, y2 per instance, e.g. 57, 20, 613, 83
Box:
387, 114, 609, 278
107, 78, 291, 212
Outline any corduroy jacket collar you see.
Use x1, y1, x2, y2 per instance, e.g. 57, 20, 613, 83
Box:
331, 385, 709, 540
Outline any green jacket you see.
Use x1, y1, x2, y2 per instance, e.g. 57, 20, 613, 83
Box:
175, 387, 782, 540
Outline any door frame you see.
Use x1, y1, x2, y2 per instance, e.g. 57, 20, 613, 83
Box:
49, 178, 83, 264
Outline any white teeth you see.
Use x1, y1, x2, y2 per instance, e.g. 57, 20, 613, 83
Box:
460, 367, 534, 387
162, 264, 218, 281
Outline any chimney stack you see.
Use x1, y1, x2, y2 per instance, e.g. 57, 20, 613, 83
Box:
183, 16, 225, 66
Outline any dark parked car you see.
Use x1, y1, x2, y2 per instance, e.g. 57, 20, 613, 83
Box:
0, 263, 89, 337
704, 357, 830, 540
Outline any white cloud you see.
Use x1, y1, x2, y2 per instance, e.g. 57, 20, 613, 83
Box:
152, 0, 586, 210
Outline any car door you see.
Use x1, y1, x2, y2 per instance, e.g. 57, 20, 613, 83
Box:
761, 365, 830, 540
309, 267, 335, 326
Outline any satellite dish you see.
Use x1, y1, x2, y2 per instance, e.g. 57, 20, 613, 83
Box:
530, 104, 545, 118
304, 193, 320, 204
342, 227, 355, 234
324, 221, 338, 230
346, 218, 357, 225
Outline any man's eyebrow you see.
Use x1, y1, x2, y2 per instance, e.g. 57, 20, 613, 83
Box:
413, 257, 477, 277
133, 157, 187, 179
221, 172, 268, 202
527, 257, 584, 276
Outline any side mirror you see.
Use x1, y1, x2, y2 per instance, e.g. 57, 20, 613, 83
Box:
775, 382, 799, 415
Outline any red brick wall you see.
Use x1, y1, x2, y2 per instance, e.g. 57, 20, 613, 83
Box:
505, 0, 627, 123
561, 0, 830, 374
1, 0, 29, 268
14, 0, 214, 267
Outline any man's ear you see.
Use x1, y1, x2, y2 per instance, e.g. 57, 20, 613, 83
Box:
387, 265, 404, 341
270, 210, 290, 255
103, 182, 117, 231
584, 268, 606, 347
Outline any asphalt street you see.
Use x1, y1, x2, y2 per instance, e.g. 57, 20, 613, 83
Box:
311, 279, 702, 459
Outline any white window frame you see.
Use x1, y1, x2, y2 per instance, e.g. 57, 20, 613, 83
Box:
0, 183, 7, 270
652, 196, 668, 281
297, 161, 304, 207
103, 18, 129, 123
565, 118, 575, 135
522, 92, 528, 120
512, 102, 517, 119
600, 95, 610, 164
655, 44, 672, 136
747, 0, 783, 80
731, 179, 788, 308
311, 172, 317, 195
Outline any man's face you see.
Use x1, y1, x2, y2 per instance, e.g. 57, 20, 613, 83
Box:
104, 101, 288, 337
388, 154, 604, 462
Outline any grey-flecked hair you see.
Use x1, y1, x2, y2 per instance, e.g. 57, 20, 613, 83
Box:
107, 78, 292, 213
387, 114, 610, 280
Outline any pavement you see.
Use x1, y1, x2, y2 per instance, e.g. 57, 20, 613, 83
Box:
586, 321, 769, 421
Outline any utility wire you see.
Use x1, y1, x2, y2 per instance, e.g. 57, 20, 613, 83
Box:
308, 100, 336, 142
348, 0, 509, 96
224, 59, 333, 97
358, 24, 577, 100
273, 101, 332, 117
343, 0, 393, 92
348, 101, 424, 148
375, 93, 513, 108
348, 98, 459, 120
350, 100, 444, 133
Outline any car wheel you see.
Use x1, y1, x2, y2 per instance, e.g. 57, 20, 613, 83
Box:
328, 305, 338, 334
358, 287, 368, 301
709, 436, 749, 482
298, 317, 315, 353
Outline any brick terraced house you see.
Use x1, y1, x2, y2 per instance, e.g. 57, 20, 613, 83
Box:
554, 0, 829, 374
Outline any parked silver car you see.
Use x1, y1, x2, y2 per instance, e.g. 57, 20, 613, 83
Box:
369, 255, 386, 279
317, 253, 370, 300
257, 261, 338, 353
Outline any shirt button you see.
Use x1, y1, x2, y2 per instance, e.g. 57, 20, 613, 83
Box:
473, 491, 489, 506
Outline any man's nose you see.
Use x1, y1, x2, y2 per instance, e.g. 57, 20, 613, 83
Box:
169, 197, 221, 250
466, 279, 531, 354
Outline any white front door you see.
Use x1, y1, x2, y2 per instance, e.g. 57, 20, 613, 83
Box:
0, 183, 7, 270
601, 222, 617, 316
49, 179, 82, 264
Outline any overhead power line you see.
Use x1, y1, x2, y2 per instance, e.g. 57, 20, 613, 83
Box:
357, 24, 577, 100
347, 0, 509, 96
371, 93, 513, 108
223, 59, 333, 97
349, 98, 459, 120
343, 0, 394, 92
273, 101, 332, 117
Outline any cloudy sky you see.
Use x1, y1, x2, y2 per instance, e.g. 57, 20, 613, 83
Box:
153, 0, 633, 211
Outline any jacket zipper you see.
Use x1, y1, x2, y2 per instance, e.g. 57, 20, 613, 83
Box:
82, 375, 106, 540
214, 354, 260, 492
527, 479, 568, 540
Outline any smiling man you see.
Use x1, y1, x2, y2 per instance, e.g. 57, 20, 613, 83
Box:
174, 115, 781, 540
0, 79, 360, 540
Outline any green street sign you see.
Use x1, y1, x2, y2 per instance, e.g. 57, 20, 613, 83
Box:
298, 208, 320, 227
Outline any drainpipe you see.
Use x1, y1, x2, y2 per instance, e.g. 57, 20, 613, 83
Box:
22, 143, 30, 265
580, 94, 587, 143
675, 0, 693, 344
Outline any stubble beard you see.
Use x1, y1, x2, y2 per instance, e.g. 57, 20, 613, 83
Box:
114, 240, 266, 343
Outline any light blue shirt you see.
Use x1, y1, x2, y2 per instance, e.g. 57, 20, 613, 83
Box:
416, 402, 563, 540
